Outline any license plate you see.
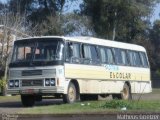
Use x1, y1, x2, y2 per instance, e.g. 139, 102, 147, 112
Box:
21, 89, 34, 94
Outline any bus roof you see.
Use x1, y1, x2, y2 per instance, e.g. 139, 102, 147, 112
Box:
16, 36, 146, 52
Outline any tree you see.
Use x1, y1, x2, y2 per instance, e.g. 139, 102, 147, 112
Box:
62, 13, 94, 36
8, 0, 66, 28
0, 3, 30, 95
150, 20, 160, 70
80, 0, 158, 42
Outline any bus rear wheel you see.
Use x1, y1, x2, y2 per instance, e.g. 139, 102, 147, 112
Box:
63, 82, 77, 103
112, 83, 132, 100
21, 95, 35, 107
121, 83, 132, 100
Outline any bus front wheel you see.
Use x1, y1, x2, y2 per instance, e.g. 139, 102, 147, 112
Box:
21, 95, 35, 107
63, 82, 77, 103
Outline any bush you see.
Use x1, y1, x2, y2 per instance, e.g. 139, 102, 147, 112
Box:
0, 77, 7, 88
155, 69, 160, 76
101, 100, 132, 109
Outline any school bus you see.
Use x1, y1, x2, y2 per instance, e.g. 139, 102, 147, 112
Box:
7, 36, 151, 106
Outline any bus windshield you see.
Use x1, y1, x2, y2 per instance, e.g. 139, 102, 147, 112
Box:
10, 38, 64, 66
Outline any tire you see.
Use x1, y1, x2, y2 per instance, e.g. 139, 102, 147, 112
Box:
121, 83, 132, 100
35, 95, 42, 102
21, 95, 35, 107
112, 83, 132, 100
63, 82, 77, 103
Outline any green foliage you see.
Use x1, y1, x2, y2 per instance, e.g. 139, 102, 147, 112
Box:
81, 0, 158, 42
149, 20, 160, 70
101, 100, 132, 109
155, 69, 160, 76
150, 20, 160, 49
7, 0, 67, 35
0, 77, 7, 88
18, 99, 160, 114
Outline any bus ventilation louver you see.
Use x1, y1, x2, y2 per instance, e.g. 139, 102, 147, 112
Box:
22, 70, 42, 76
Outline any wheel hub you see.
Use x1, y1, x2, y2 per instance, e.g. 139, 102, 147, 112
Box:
68, 87, 75, 102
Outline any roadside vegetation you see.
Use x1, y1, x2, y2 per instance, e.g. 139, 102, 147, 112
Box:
0, 95, 20, 102
0, 89, 160, 114
0, 96, 160, 114
18, 100, 160, 114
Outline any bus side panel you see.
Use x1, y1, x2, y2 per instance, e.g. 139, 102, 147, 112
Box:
64, 64, 107, 80
64, 63, 151, 94
64, 64, 125, 94
100, 80, 124, 93
131, 81, 152, 93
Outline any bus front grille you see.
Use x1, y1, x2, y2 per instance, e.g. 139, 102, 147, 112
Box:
22, 70, 42, 76
22, 79, 43, 87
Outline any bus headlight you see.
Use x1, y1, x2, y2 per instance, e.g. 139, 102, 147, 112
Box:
9, 80, 20, 88
50, 79, 55, 86
9, 80, 14, 87
15, 80, 19, 87
45, 78, 55, 86
45, 79, 50, 86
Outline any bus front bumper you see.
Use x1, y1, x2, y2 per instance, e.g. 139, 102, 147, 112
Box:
7, 87, 64, 95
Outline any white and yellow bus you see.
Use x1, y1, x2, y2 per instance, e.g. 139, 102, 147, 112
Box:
7, 36, 151, 106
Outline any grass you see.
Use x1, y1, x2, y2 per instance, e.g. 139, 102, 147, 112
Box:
19, 100, 160, 114
0, 95, 20, 102
19, 101, 107, 114
101, 100, 160, 112
20, 88, 160, 114
0, 89, 160, 114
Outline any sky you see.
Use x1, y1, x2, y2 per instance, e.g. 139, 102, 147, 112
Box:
150, 3, 160, 23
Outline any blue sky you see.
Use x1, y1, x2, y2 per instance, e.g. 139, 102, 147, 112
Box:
150, 3, 160, 22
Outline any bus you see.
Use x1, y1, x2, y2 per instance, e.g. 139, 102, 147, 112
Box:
7, 36, 151, 106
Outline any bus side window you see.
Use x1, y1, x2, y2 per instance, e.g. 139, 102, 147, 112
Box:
65, 42, 73, 62
140, 52, 149, 67
65, 42, 81, 63
134, 52, 142, 67
82, 44, 91, 64
121, 50, 129, 65
113, 48, 129, 65
99, 47, 107, 63
128, 51, 135, 66
90, 45, 99, 65
106, 48, 114, 64
82, 44, 99, 65
114, 48, 123, 65
128, 51, 142, 67
72, 43, 81, 63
